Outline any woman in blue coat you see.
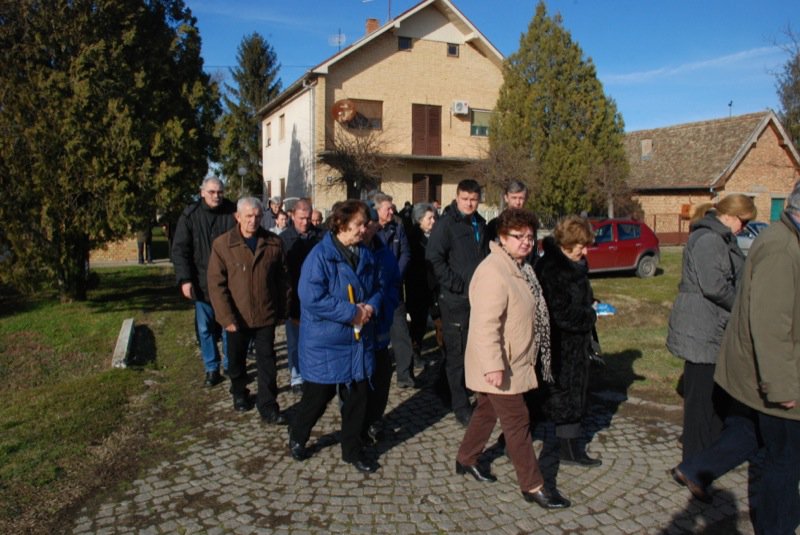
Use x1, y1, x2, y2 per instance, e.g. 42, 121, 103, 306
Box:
288, 200, 383, 473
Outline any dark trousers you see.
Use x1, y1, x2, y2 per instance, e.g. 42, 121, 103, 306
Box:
439, 307, 470, 414
682, 361, 725, 460
365, 348, 392, 431
137, 240, 152, 264
290, 379, 369, 463
679, 402, 800, 535
227, 325, 278, 414
457, 392, 544, 492
390, 302, 415, 382
406, 297, 429, 349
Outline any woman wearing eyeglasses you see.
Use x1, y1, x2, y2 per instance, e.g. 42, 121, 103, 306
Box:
534, 215, 601, 467
455, 209, 570, 509
667, 194, 756, 461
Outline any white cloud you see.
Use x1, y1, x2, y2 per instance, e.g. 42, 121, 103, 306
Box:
603, 45, 784, 85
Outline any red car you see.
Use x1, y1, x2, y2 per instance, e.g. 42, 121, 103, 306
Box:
587, 218, 660, 277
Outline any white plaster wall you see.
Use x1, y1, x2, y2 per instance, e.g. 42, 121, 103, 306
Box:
262, 88, 314, 200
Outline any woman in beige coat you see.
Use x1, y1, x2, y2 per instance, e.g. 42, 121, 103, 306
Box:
455, 209, 570, 509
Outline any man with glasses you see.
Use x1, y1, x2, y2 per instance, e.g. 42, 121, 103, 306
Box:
173, 176, 237, 387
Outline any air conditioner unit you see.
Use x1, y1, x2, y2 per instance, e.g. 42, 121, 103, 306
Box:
452, 100, 469, 115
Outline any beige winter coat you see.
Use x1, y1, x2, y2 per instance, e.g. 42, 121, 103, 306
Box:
464, 241, 540, 395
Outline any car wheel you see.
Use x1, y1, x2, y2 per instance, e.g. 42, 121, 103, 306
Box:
636, 255, 657, 278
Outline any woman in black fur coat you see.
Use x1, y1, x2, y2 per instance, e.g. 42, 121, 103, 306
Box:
534, 216, 601, 467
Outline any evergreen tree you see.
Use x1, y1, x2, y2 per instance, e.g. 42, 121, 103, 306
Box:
491, 1, 629, 217
216, 33, 281, 198
0, 0, 220, 300
777, 30, 800, 150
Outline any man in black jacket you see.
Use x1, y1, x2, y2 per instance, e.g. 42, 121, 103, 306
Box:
172, 176, 237, 387
426, 179, 488, 426
280, 199, 323, 394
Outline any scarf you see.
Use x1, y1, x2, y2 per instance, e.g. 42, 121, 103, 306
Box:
501, 244, 553, 383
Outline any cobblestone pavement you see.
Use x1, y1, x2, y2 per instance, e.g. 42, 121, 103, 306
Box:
72, 331, 759, 535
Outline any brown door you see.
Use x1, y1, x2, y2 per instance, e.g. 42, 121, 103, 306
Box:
412, 104, 441, 156
412, 174, 443, 203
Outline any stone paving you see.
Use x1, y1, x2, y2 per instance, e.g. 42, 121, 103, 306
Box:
71, 331, 759, 534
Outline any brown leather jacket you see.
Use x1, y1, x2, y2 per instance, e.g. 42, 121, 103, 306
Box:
207, 227, 289, 329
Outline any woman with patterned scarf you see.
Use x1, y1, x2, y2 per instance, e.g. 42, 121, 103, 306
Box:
454, 208, 570, 509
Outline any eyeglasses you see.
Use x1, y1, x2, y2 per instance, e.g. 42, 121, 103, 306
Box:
507, 233, 535, 243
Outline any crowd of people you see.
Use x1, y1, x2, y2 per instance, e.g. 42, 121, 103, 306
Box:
170, 175, 800, 528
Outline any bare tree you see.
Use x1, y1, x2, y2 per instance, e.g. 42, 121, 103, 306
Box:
318, 125, 395, 199
466, 142, 539, 206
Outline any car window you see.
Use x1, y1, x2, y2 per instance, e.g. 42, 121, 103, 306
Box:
618, 223, 640, 241
594, 224, 613, 244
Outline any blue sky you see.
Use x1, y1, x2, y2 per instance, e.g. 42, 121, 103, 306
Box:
190, 0, 798, 132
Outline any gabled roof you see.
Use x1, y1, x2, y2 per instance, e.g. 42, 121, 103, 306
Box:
624, 110, 800, 191
258, 0, 503, 117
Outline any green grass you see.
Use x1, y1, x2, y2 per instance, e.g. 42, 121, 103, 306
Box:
590, 247, 683, 404
0, 266, 203, 532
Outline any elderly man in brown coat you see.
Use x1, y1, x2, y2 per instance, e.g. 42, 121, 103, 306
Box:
208, 197, 290, 424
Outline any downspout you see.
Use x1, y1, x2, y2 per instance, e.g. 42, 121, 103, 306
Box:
304, 75, 316, 203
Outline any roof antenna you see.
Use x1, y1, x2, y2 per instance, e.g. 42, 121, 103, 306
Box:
728, 100, 733, 118
328, 28, 346, 51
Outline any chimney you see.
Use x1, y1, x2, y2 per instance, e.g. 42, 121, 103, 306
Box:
365, 18, 380, 35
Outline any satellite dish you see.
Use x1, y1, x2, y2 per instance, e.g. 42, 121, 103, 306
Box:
331, 99, 357, 123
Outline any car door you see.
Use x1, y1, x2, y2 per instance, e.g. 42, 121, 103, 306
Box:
588, 222, 617, 270
615, 222, 644, 269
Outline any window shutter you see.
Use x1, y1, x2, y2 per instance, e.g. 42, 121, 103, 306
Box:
426, 105, 441, 156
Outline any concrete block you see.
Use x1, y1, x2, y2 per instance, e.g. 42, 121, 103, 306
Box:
112, 318, 135, 368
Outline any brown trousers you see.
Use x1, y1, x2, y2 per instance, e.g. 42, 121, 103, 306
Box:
456, 392, 544, 492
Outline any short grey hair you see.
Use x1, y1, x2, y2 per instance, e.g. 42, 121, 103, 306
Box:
505, 180, 528, 195
372, 192, 393, 206
412, 202, 435, 225
294, 199, 312, 213
237, 196, 263, 213
787, 181, 800, 215
201, 176, 224, 191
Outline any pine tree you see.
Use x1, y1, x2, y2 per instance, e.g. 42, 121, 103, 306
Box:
0, 0, 220, 300
491, 1, 629, 217
216, 33, 281, 198
777, 30, 800, 150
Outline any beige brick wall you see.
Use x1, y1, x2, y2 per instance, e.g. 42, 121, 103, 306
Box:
310, 30, 502, 210
90, 237, 139, 263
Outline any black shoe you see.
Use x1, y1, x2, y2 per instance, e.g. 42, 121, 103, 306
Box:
349, 458, 378, 473
454, 408, 473, 427
204, 370, 223, 387
291, 384, 304, 395
455, 461, 497, 482
261, 407, 287, 425
233, 395, 253, 412
671, 467, 712, 503
559, 438, 602, 467
397, 377, 415, 389
522, 488, 571, 509
289, 440, 310, 461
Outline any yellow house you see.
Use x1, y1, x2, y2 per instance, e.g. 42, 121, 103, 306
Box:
258, 0, 504, 211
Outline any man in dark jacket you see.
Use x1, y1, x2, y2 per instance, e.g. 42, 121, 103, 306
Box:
172, 177, 236, 387
373, 192, 416, 388
207, 197, 290, 422
426, 179, 489, 426
486, 180, 529, 243
280, 199, 323, 393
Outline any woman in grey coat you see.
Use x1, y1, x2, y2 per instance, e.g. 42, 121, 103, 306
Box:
666, 194, 755, 460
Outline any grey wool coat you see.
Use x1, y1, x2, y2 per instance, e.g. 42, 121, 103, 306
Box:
666, 212, 746, 364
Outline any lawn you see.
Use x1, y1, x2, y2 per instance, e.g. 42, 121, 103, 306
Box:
0, 266, 204, 534
590, 247, 683, 404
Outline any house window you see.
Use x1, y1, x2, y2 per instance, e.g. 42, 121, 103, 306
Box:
398, 36, 412, 50
412, 104, 441, 156
447, 43, 459, 57
279, 178, 286, 198
346, 99, 383, 130
265, 122, 272, 147
266, 181, 272, 199
470, 109, 491, 137
279, 114, 285, 141
412, 174, 442, 203
641, 139, 652, 161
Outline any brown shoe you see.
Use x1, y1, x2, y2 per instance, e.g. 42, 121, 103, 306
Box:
671, 467, 712, 503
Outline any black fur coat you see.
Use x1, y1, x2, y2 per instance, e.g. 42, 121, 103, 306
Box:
533, 237, 597, 425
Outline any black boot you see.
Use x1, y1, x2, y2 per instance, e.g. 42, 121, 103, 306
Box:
559, 438, 602, 467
